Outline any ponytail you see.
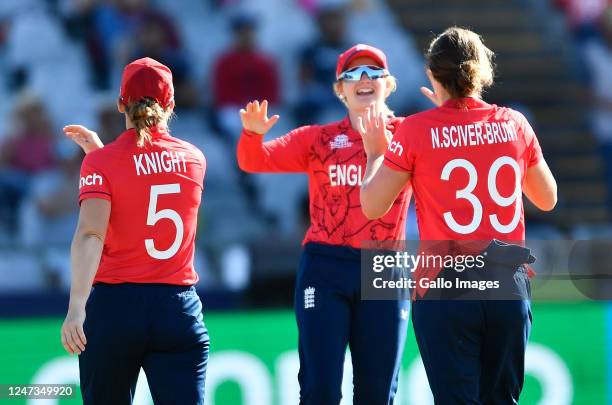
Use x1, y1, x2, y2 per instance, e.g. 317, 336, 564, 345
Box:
126, 97, 171, 147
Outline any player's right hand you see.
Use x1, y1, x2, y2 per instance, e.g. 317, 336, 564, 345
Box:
61, 306, 87, 355
64, 125, 104, 154
358, 103, 390, 158
239, 100, 280, 135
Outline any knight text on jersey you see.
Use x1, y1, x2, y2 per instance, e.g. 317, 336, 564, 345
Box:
133, 150, 188, 176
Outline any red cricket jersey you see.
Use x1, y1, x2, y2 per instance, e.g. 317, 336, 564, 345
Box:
384, 98, 542, 296
78, 126, 205, 285
385, 98, 542, 241
237, 116, 412, 248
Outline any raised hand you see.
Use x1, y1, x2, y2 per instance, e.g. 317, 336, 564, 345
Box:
64, 125, 104, 154
358, 104, 391, 158
420, 86, 444, 107
239, 100, 280, 135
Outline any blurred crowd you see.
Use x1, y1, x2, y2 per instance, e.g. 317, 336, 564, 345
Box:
0, 0, 610, 297
555, 0, 612, 208
0, 0, 425, 293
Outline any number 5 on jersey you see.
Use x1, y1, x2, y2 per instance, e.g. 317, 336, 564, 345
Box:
145, 184, 184, 259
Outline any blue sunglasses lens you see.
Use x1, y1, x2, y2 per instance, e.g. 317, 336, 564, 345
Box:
339, 65, 387, 81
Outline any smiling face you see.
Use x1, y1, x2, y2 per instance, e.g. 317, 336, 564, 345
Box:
335, 56, 394, 113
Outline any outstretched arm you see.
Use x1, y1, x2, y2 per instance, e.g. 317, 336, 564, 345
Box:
237, 100, 311, 173
358, 105, 411, 219
64, 125, 104, 154
361, 157, 411, 219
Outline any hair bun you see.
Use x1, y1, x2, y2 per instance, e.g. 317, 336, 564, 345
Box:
425, 27, 495, 98
459, 60, 478, 74
457, 60, 478, 96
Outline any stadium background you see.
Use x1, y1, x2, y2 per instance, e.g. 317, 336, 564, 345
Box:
0, 0, 610, 403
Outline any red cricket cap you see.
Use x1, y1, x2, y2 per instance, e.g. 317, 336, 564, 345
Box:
336, 44, 388, 79
120, 57, 174, 107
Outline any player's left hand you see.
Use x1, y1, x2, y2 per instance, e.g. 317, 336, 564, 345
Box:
61, 306, 87, 355
358, 104, 392, 158
420, 86, 443, 107
64, 125, 104, 154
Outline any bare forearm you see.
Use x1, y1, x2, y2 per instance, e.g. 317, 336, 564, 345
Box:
361, 154, 411, 220
361, 154, 388, 219
69, 233, 104, 309
523, 160, 558, 211
362, 154, 385, 191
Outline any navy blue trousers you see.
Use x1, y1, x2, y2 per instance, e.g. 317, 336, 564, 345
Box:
412, 241, 533, 405
79, 283, 209, 405
295, 243, 410, 405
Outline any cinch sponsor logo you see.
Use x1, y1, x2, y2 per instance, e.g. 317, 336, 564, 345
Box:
329, 164, 362, 186
79, 173, 102, 189
388, 141, 403, 156
329, 134, 353, 150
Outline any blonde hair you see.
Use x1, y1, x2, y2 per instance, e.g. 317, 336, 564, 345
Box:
126, 97, 173, 147
426, 27, 495, 99
333, 75, 397, 112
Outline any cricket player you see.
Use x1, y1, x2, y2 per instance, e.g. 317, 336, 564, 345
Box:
237, 45, 411, 404
60, 57, 209, 405
360, 27, 557, 404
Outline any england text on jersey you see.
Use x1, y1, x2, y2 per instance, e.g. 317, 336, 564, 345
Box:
328, 164, 362, 186
133, 150, 188, 176
431, 120, 518, 149
237, 116, 411, 248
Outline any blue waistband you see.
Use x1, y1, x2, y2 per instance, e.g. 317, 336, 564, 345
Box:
303, 242, 361, 262
93, 282, 195, 293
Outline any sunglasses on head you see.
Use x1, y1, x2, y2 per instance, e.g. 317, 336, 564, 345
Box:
338, 65, 388, 81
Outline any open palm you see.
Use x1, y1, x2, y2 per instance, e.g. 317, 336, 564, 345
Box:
64, 125, 104, 154
239, 100, 280, 135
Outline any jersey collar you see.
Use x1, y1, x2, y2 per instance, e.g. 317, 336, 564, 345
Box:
441, 97, 490, 110
339, 116, 360, 140
121, 125, 169, 140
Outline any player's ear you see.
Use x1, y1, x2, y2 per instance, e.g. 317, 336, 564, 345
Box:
117, 98, 126, 113
384, 76, 396, 98
334, 81, 345, 100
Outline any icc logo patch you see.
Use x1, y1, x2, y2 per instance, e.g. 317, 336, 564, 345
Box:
329, 134, 353, 150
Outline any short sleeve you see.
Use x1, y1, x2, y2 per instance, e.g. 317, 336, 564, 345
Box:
515, 111, 543, 168
78, 154, 111, 204
384, 118, 416, 173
